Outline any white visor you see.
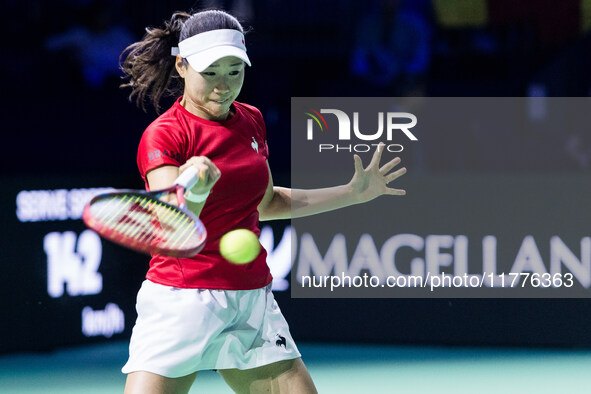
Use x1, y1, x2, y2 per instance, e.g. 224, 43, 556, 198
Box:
174, 29, 251, 72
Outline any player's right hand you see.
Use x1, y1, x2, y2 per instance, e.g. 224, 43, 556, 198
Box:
179, 156, 221, 194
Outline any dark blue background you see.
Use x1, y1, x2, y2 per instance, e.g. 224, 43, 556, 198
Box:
3, 0, 591, 353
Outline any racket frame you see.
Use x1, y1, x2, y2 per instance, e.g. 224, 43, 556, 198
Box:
82, 168, 207, 257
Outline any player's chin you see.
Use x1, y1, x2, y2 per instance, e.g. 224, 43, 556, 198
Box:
210, 103, 234, 119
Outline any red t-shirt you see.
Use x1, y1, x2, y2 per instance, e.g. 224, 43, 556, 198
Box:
136, 98, 273, 290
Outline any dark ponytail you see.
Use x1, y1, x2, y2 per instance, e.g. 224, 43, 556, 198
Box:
120, 11, 190, 113
120, 10, 246, 113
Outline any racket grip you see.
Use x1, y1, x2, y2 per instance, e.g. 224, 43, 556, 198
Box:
174, 166, 200, 190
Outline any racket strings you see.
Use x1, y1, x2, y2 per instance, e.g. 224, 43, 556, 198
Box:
89, 194, 203, 252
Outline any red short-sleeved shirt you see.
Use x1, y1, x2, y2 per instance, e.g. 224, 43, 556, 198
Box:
136, 97, 273, 290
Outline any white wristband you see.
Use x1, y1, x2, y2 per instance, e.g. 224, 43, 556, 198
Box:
185, 189, 210, 203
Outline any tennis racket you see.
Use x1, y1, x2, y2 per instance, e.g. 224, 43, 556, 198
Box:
82, 166, 207, 257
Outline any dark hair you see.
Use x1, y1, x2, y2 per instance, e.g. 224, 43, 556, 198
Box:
120, 10, 245, 113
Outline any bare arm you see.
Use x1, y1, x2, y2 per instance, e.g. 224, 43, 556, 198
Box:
258, 143, 406, 221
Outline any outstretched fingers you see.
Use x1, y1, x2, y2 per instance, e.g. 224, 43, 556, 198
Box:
379, 157, 402, 175
385, 166, 407, 195
385, 166, 407, 184
351, 144, 407, 200
368, 142, 386, 169
353, 154, 365, 173
386, 186, 406, 196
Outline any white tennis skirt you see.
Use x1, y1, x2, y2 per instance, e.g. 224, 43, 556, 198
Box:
121, 280, 301, 378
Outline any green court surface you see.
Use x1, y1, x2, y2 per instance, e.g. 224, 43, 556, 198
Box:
1, 341, 590, 393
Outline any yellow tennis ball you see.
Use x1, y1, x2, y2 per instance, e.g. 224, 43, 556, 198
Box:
219, 229, 261, 264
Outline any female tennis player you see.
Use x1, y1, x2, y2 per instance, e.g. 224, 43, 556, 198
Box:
119, 9, 406, 394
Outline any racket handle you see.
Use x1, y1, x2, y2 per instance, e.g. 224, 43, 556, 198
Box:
174, 166, 200, 190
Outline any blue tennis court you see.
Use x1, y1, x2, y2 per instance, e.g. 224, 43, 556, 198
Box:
2, 341, 590, 393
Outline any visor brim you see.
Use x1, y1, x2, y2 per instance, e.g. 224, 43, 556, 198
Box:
186, 46, 251, 72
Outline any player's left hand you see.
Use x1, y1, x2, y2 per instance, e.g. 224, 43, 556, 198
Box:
348, 142, 406, 203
